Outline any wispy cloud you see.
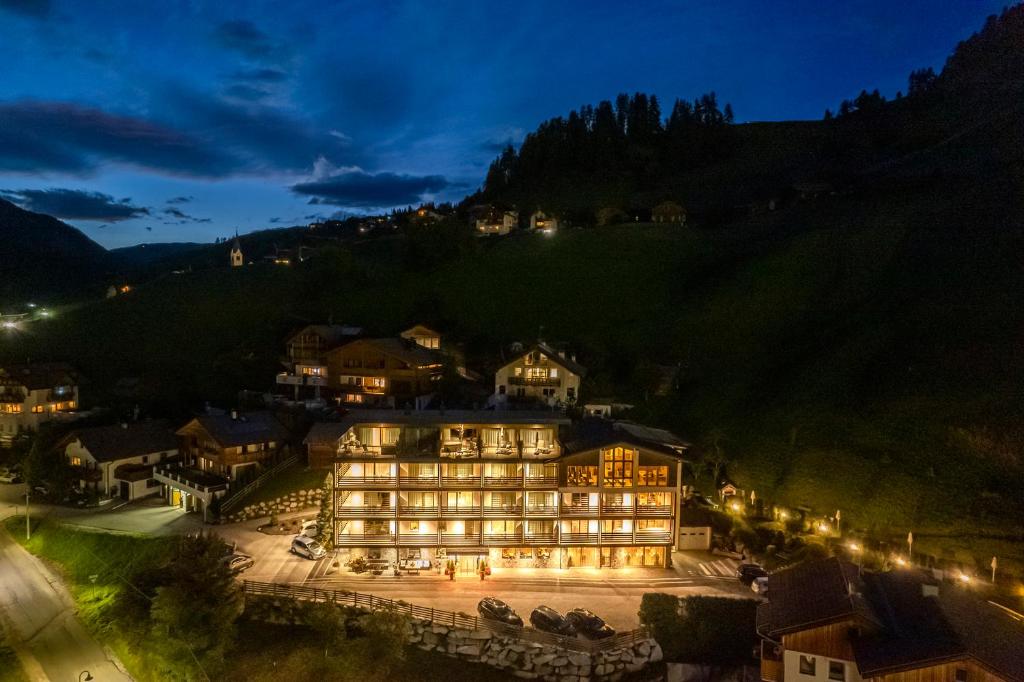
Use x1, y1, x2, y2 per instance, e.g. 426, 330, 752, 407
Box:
1, 188, 149, 221
292, 168, 449, 208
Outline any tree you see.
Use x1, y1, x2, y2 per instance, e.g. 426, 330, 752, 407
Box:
357, 607, 408, 674
908, 66, 937, 96
702, 429, 729, 487
24, 423, 72, 498
303, 601, 348, 658
316, 471, 334, 549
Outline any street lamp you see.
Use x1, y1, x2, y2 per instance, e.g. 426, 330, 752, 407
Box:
80, 672, 93, 682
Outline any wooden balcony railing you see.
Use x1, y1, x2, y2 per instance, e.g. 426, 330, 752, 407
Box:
440, 475, 480, 487
440, 506, 481, 517
559, 505, 596, 517
336, 475, 396, 487
600, 503, 634, 515
508, 376, 561, 387
398, 505, 439, 518
483, 475, 523, 487
483, 532, 523, 544
398, 533, 438, 546
335, 506, 394, 518
335, 534, 396, 546
399, 475, 440, 487
524, 476, 559, 487
635, 504, 674, 517
559, 532, 599, 544
483, 505, 523, 517
440, 533, 483, 546
600, 531, 634, 544
524, 505, 558, 516
524, 533, 558, 544
634, 530, 673, 543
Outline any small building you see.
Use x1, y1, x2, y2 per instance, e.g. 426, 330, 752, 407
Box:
494, 342, 585, 407
651, 201, 686, 224
0, 363, 79, 446
325, 338, 446, 408
582, 398, 635, 420
230, 236, 244, 267
155, 410, 289, 519
677, 506, 714, 551
529, 211, 559, 233
58, 420, 178, 500
475, 209, 518, 236
758, 557, 1024, 682
277, 323, 363, 400
400, 324, 442, 350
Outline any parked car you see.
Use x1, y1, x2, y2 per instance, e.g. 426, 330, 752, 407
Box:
0, 470, 23, 484
565, 608, 615, 639
477, 597, 524, 627
221, 553, 255, 574
290, 535, 326, 560
737, 563, 768, 585
33, 484, 49, 497
751, 576, 769, 595
300, 520, 318, 538
529, 606, 576, 636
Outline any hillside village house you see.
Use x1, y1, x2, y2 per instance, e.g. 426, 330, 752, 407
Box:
651, 201, 686, 224
305, 412, 687, 572
494, 342, 585, 407
529, 210, 559, 233
757, 557, 1024, 682
58, 420, 178, 501
277, 324, 363, 400
326, 337, 446, 409
400, 324, 442, 350
475, 208, 518, 236
0, 363, 78, 446
154, 411, 288, 519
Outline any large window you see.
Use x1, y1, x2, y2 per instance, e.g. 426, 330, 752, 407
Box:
638, 465, 668, 486
566, 465, 598, 486
602, 448, 634, 487
637, 491, 671, 508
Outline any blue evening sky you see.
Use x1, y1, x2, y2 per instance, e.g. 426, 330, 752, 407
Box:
0, 0, 1005, 247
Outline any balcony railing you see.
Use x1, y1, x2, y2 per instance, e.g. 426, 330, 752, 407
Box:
508, 376, 561, 387
524, 476, 559, 487
336, 475, 397, 487
398, 505, 439, 518
559, 532, 599, 544
154, 463, 229, 494
440, 506, 481, 517
484, 532, 523, 544
600, 503, 634, 515
483, 505, 523, 517
524, 532, 558, 544
399, 475, 440, 487
335, 534, 396, 546
524, 505, 558, 516
336, 506, 394, 518
440, 533, 483, 546
483, 475, 522, 488
398, 533, 438, 546
560, 504, 596, 517
635, 530, 673, 543
635, 504, 674, 517
441, 475, 480, 487
600, 531, 634, 544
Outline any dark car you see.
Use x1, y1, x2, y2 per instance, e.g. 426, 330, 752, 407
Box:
221, 553, 255, 574
529, 606, 576, 637
565, 608, 615, 639
477, 597, 523, 627
736, 563, 768, 585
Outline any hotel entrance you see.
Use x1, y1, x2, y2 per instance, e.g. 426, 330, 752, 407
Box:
601, 546, 666, 568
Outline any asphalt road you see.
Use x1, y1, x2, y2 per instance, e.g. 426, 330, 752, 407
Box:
0, 526, 132, 682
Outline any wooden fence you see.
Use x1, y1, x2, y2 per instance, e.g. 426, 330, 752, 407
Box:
240, 579, 648, 654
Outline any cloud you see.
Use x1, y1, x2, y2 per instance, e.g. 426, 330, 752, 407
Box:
291, 169, 449, 208
0, 188, 149, 221
166, 196, 192, 204
0, 101, 235, 176
214, 20, 287, 63
0, 0, 49, 18
162, 206, 211, 223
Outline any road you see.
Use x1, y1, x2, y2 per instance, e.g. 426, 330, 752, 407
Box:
0, 526, 132, 682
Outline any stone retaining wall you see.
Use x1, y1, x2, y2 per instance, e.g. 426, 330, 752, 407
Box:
224, 488, 323, 523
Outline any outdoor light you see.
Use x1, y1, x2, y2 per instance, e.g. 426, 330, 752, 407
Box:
778, 510, 788, 520
848, 542, 861, 553
730, 501, 742, 513
895, 557, 907, 567
817, 522, 829, 533
959, 573, 971, 584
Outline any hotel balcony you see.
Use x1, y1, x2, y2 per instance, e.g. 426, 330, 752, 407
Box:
600, 503, 634, 515
483, 504, 523, 517
483, 532, 523, 544
635, 504, 674, 517
441, 474, 480, 487
335, 475, 397, 487
560, 532, 599, 544
635, 530, 673, 543
335, 506, 394, 518
399, 474, 440, 487
483, 475, 523, 488
523, 532, 558, 544
334, 533, 396, 546
440, 505, 481, 518
524, 504, 558, 516
508, 376, 561, 387
560, 504, 597, 517
440, 532, 483, 546
398, 505, 439, 518
600, 531, 634, 544
524, 475, 559, 487
398, 532, 438, 546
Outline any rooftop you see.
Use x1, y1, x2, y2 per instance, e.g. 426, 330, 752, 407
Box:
0, 362, 77, 391
305, 409, 570, 445
65, 420, 178, 463
560, 418, 689, 458
178, 411, 288, 448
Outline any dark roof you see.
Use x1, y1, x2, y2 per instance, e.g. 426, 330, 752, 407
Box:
854, 570, 1024, 680
287, 324, 362, 347
178, 411, 287, 448
502, 342, 587, 377
305, 409, 570, 445
330, 337, 446, 367
678, 506, 714, 527
0, 362, 77, 390
559, 418, 689, 458
400, 324, 442, 339
763, 557, 879, 636
67, 420, 178, 463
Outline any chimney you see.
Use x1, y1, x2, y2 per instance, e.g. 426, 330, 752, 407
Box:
231, 410, 238, 420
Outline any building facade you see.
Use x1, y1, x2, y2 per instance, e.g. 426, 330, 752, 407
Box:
305, 412, 686, 572
0, 363, 78, 445
276, 324, 362, 400
325, 338, 445, 408
494, 343, 584, 407
529, 210, 559, 232
400, 324, 442, 350
476, 209, 518, 236
58, 420, 178, 500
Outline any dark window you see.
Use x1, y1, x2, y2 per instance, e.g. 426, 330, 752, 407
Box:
498, 385, 506, 395
798, 656, 816, 676
828, 661, 845, 681
955, 670, 968, 682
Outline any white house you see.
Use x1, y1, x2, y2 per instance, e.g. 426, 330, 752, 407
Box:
494, 342, 585, 407
59, 420, 178, 500
529, 211, 559, 233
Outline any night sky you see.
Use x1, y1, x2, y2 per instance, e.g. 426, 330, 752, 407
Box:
0, 0, 1005, 248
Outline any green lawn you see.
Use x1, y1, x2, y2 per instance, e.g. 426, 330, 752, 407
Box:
230, 465, 327, 510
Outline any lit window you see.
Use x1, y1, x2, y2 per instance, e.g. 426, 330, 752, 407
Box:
828, 661, 845, 681
549, 368, 558, 378
799, 656, 816, 676
70, 456, 81, 466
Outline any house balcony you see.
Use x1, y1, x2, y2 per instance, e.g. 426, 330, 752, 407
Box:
560, 532, 599, 544
600, 503, 634, 515
440, 506, 481, 518
440, 533, 483, 546
399, 475, 440, 487
560, 504, 597, 517
524, 476, 559, 487
483, 475, 523, 488
524, 505, 558, 516
154, 462, 229, 495
635, 530, 673, 543
635, 504, 674, 517
484, 532, 523, 544
335, 506, 394, 518
600, 531, 634, 544
483, 505, 523, 517
335, 475, 397, 487
508, 376, 561, 387
398, 505, 439, 518
275, 373, 327, 387
335, 534, 396, 546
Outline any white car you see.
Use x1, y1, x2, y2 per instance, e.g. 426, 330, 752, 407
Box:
751, 576, 769, 595
300, 520, 318, 538
291, 535, 326, 560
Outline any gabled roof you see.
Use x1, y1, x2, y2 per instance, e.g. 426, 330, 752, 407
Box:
0, 362, 77, 390
65, 420, 178, 463
329, 338, 446, 367
501, 342, 586, 377
559, 418, 688, 458
762, 557, 879, 636
177, 411, 287, 448
400, 324, 442, 339
287, 324, 363, 348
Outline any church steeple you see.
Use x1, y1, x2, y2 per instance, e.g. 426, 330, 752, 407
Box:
230, 231, 243, 267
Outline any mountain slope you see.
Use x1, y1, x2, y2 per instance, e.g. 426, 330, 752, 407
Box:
0, 199, 109, 303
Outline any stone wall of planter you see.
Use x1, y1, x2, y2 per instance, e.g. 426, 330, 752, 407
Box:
224, 488, 323, 523
242, 594, 663, 681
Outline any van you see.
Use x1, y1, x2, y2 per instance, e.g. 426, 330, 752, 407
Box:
290, 535, 326, 560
